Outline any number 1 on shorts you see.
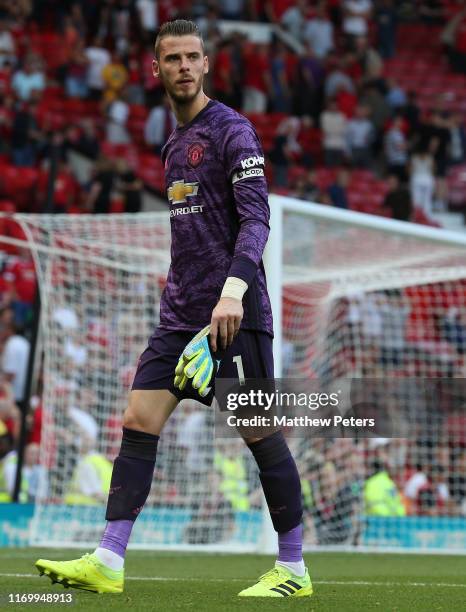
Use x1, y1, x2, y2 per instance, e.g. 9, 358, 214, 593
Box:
233, 355, 245, 385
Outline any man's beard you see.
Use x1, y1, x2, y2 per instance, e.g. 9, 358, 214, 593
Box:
167, 76, 203, 105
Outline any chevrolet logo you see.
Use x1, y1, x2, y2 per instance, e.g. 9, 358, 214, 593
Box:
167, 180, 199, 204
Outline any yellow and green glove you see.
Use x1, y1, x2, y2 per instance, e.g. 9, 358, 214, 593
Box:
174, 325, 218, 398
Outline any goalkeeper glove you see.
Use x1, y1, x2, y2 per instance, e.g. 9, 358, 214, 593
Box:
174, 325, 218, 398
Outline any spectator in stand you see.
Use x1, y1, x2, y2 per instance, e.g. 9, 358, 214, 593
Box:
386, 78, 407, 112
242, 43, 271, 113
364, 458, 406, 516
144, 94, 176, 155
324, 57, 355, 99
404, 463, 451, 516
375, 0, 397, 59
304, 1, 334, 59
142, 39, 163, 107
116, 159, 143, 213
304, 169, 321, 201
290, 176, 309, 201
409, 148, 436, 216
0, 376, 20, 443
404, 90, 420, 134
384, 115, 408, 181
448, 112, 466, 165
23, 442, 48, 503
196, 4, 221, 38
69, 2, 87, 40
293, 42, 325, 120
321, 98, 347, 167
86, 157, 115, 215
347, 103, 373, 167
220, 0, 245, 20
11, 98, 41, 167
0, 60, 13, 99
443, 5, 466, 73
64, 433, 112, 505
212, 39, 236, 108
328, 169, 350, 209
84, 36, 111, 101
383, 174, 413, 221
105, 93, 130, 144
94, 1, 113, 42
112, 0, 139, 54
354, 35, 383, 81
11, 54, 45, 102
101, 50, 128, 103
125, 41, 145, 105
360, 83, 391, 145
2, 440, 47, 503
420, 110, 451, 210
1, 320, 30, 405
136, 0, 158, 38
342, 0, 373, 43
265, 0, 296, 24
2, 248, 36, 326
270, 40, 291, 113
451, 449, 466, 515
269, 116, 302, 186
61, 14, 82, 62
419, 0, 445, 26
40, 127, 73, 166
281, 0, 308, 43
0, 420, 14, 500
227, 31, 246, 109
65, 39, 89, 99
0, 16, 15, 68
50, 160, 81, 213
75, 118, 100, 160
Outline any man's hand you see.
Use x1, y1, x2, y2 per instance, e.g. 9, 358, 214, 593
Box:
210, 297, 243, 352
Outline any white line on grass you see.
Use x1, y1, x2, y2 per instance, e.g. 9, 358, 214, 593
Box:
1, 573, 465, 589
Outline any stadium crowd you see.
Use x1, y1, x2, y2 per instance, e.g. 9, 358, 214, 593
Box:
0, 1, 466, 537
0, 1, 465, 217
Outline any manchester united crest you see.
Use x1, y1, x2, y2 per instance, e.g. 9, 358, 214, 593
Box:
187, 143, 205, 168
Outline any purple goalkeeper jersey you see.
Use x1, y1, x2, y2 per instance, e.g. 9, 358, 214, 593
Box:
159, 99, 273, 336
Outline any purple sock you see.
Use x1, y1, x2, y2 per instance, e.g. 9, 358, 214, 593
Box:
278, 524, 303, 562
100, 520, 134, 559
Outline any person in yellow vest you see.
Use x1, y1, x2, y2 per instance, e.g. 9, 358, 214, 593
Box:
364, 461, 406, 516
0, 419, 13, 502
0, 430, 30, 503
214, 442, 250, 512
101, 50, 128, 103
64, 435, 113, 506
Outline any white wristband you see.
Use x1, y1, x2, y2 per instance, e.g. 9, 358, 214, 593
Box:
220, 276, 248, 301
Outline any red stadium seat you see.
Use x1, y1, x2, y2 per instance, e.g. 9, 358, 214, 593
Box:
0, 200, 16, 213
129, 105, 149, 121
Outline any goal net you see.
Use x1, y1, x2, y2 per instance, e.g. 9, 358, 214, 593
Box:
2, 201, 466, 553
3, 213, 263, 551
265, 195, 466, 552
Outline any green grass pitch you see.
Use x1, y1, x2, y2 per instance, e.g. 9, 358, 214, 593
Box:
0, 550, 465, 611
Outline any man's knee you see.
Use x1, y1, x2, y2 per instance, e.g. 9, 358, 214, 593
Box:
122, 389, 178, 435
122, 406, 143, 431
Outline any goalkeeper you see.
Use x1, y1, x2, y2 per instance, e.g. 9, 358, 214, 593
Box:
35, 19, 311, 599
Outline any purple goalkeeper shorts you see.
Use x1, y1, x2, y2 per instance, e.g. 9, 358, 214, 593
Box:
131, 327, 274, 406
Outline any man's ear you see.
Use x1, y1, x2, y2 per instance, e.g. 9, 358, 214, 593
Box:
152, 58, 159, 78
204, 55, 209, 75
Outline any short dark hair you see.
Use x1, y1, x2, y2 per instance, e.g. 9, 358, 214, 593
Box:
155, 20, 204, 60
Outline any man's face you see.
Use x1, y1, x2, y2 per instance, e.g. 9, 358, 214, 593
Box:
153, 35, 208, 105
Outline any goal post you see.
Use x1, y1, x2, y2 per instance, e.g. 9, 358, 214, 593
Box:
265, 194, 466, 379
